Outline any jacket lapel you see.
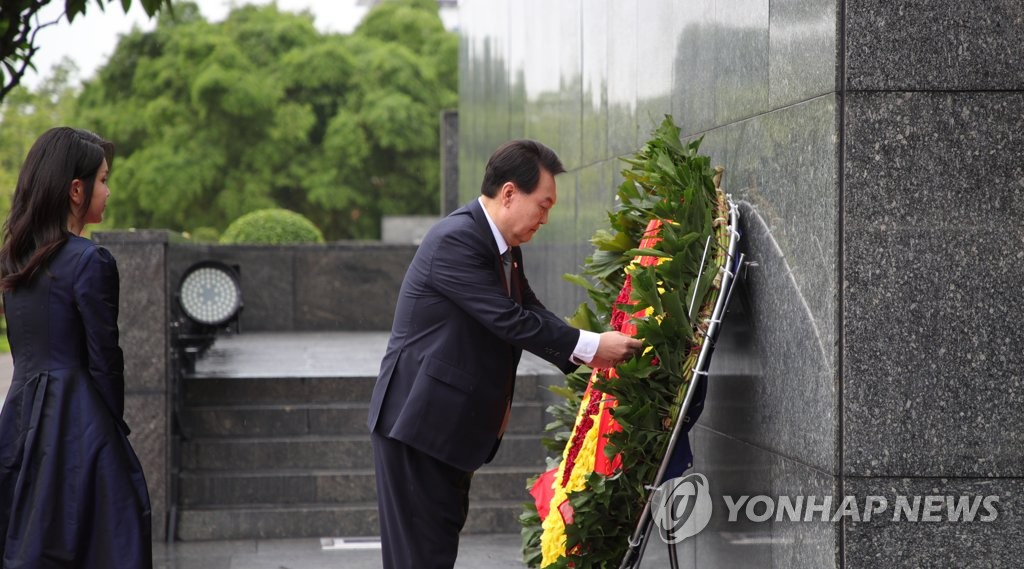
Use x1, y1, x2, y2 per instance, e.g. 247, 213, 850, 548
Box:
467, 199, 510, 293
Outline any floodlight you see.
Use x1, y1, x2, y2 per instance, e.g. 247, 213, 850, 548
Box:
178, 261, 242, 327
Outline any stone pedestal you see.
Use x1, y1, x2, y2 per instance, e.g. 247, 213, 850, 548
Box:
94, 229, 173, 541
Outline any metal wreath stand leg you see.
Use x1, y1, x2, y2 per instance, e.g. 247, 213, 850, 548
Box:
618, 200, 743, 569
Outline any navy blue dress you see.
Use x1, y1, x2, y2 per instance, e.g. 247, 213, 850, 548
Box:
0, 235, 152, 568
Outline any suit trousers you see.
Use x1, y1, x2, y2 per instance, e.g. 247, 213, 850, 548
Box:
372, 431, 474, 569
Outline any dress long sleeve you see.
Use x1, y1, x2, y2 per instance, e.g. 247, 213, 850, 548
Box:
73, 245, 127, 427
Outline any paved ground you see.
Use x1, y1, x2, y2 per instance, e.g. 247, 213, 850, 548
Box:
151, 533, 527, 568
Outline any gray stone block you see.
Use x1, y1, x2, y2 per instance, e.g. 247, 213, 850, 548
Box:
844, 91, 1024, 232
95, 230, 173, 541
843, 226, 1024, 477
294, 244, 416, 331
846, 0, 1024, 91
843, 477, 1024, 568
125, 392, 168, 541
96, 232, 169, 393
843, 91, 1024, 477
202, 247, 294, 333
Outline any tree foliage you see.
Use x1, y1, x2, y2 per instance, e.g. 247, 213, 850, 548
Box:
72, 0, 457, 240
0, 58, 79, 223
0, 0, 172, 102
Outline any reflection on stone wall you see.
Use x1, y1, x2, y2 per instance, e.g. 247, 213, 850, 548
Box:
460, 0, 1023, 565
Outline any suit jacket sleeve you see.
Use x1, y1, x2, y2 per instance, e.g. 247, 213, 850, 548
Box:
73, 245, 127, 425
428, 224, 579, 367
513, 248, 580, 374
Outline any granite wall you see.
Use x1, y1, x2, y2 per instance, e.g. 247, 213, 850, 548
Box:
166, 242, 416, 332
458, 0, 1023, 566
841, 1, 1024, 566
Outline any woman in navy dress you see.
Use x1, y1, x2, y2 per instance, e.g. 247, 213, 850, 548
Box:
0, 127, 152, 568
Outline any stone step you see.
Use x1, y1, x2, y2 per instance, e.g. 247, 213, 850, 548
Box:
175, 500, 524, 541
182, 373, 543, 406
178, 466, 539, 507
181, 434, 547, 471
181, 401, 549, 437
183, 376, 377, 406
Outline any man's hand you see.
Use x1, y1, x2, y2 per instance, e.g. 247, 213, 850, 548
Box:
589, 331, 644, 369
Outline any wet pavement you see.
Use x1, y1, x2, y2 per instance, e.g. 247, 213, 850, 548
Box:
151, 533, 527, 568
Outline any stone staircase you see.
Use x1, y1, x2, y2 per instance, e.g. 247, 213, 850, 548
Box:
174, 359, 556, 540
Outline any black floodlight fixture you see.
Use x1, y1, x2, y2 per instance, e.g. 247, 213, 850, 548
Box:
178, 260, 243, 328
172, 260, 243, 374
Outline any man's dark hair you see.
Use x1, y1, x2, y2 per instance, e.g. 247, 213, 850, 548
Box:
480, 139, 565, 197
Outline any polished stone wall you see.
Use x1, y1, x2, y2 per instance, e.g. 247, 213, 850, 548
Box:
459, 0, 1022, 566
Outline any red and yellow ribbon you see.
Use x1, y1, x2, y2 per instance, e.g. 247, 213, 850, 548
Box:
530, 219, 666, 565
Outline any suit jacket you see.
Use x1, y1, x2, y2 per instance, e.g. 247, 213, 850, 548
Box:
368, 199, 580, 471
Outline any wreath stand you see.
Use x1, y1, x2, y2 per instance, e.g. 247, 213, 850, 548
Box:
619, 197, 743, 569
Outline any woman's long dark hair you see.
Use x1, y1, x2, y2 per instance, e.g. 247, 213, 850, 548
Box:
0, 127, 115, 291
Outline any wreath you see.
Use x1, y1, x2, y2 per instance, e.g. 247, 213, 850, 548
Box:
520, 115, 734, 568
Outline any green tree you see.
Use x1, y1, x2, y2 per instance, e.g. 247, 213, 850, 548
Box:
0, 0, 172, 102
73, 0, 457, 240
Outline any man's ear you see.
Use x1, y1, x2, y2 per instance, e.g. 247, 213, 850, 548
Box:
69, 179, 84, 207
500, 181, 516, 205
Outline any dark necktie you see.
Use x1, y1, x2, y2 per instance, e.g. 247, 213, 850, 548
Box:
498, 249, 515, 437
501, 250, 513, 296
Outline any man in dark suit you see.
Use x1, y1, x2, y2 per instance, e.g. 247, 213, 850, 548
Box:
368, 139, 642, 568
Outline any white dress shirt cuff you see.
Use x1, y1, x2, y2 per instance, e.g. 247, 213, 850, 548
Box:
571, 329, 600, 365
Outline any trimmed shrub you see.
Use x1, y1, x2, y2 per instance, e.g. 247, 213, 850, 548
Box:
220, 208, 325, 245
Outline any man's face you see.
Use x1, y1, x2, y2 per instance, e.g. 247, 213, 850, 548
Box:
503, 168, 557, 246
